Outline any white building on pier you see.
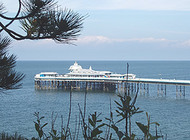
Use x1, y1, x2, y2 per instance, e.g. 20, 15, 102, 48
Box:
35, 62, 136, 80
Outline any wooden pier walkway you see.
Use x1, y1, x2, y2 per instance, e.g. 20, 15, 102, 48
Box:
129, 78, 190, 85
35, 76, 190, 97
35, 76, 190, 86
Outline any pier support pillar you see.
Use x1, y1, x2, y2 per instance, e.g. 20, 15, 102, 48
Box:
180, 85, 182, 97
131, 83, 134, 94
176, 85, 186, 98
183, 86, 185, 97
157, 84, 160, 96
147, 84, 149, 95
121, 82, 123, 92
143, 83, 146, 95
140, 83, 142, 94
161, 84, 163, 96
176, 85, 178, 98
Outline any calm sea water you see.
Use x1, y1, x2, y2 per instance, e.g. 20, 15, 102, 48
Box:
1, 61, 190, 139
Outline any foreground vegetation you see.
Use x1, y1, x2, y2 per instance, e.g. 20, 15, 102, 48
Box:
1, 88, 165, 140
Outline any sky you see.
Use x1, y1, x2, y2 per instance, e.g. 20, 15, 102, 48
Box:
2, 0, 190, 60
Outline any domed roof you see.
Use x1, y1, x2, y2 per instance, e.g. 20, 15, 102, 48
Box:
69, 62, 82, 71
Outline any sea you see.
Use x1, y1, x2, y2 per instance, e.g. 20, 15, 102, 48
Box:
1, 61, 190, 139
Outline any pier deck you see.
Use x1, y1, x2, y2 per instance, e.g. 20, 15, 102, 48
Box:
35, 76, 190, 86
129, 78, 190, 85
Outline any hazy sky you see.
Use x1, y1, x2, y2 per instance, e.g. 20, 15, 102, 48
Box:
2, 0, 190, 60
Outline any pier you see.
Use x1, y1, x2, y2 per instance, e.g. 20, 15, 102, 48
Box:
35, 76, 188, 97
34, 62, 190, 97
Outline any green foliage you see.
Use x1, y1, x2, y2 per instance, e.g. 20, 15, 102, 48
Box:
0, 0, 85, 43
79, 109, 105, 140
60, 128, 69, 140
88, 112, 105, 139
115, 94, 143, 122
20, 8, 84, 43
0, 132, 26, 140
136, 112, 163, 140
112, 93, 142, 139
49, 129, 60, 140
103, 88, 164, 140
33, 112, 48, 139
0, 36, 24, 91
111, 124, 124, 139
31, 111, 72, 140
